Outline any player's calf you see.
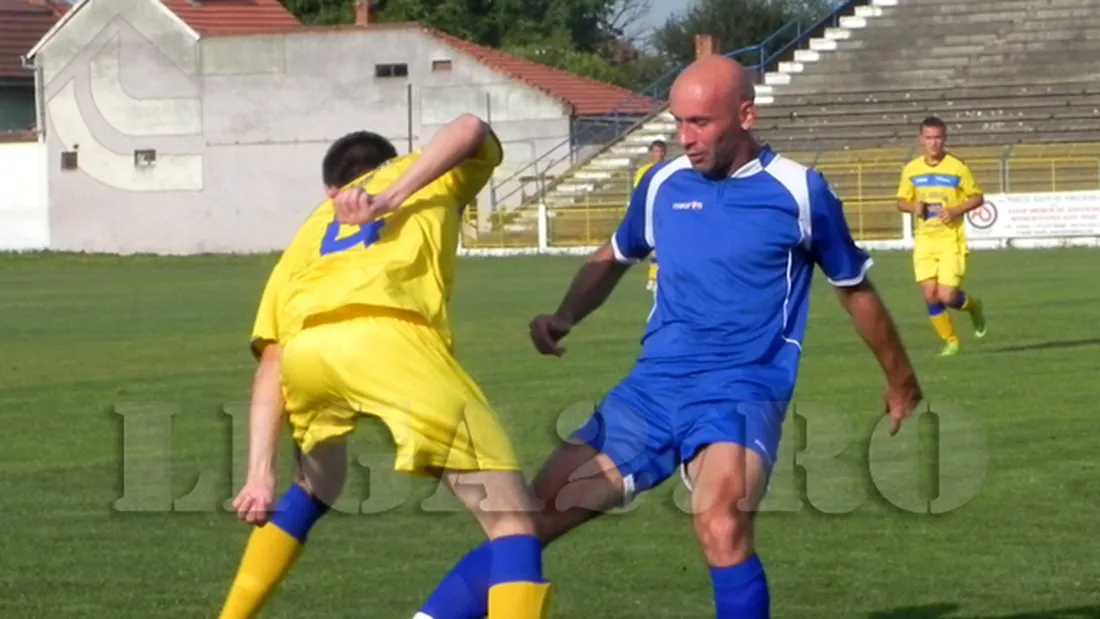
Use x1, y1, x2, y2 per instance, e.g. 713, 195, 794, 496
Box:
442, 469, 552, 619
218, 441, 348, 619
416, 443, 626, 619
685, 443, 771, 619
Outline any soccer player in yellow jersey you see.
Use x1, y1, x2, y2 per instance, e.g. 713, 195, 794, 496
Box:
216, 114, 552, 619
896, 116, 988, 356
634, 140, 667, 291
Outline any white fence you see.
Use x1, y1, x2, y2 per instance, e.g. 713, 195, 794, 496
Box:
458, 192, 1100, 257
0, 141, 48, 251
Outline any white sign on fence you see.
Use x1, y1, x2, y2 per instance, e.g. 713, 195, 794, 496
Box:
965, 190, 1100, 241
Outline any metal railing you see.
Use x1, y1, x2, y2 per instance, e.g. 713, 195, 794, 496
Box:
488, 0, 858, 214
464, 149, 1100, 249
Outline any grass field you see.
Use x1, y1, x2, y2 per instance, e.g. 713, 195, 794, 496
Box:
1, 248, 1098, 618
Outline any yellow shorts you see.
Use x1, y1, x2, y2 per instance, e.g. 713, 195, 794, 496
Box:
279, 307, 519, 477
914, 239, 967, 287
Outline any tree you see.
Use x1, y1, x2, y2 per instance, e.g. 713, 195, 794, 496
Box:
653, 0, 837, 69
281, 0, 355, 25
277, 0, 657, 87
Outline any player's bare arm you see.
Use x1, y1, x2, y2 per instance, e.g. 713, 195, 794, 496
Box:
232, 342, 286, 525
529, 242, 631, 356
833, 279, 923, 435
896, 198, 926, 216
334, 113, 495, 226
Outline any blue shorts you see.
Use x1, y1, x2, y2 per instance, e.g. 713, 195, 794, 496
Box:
572, 365, 788, 499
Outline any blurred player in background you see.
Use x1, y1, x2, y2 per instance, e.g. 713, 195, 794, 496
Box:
217, 114, 552, 619
634, 140, 667, 292
896, 116, 988, 356
417, 56, 921, 619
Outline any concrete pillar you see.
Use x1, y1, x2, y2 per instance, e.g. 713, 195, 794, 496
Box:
355, 0, 377, 27
695, 34, 719, 58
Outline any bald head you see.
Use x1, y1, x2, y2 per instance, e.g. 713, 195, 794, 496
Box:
669, 55, 759, 177
672, 55, 755, 107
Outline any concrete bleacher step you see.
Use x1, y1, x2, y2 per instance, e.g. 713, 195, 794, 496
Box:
866, 11, 1029, 27
759, 96, 1100, 123
773, 74, 1100, 96
836, 33, 1001, 50
815, 44, 989, 61
758, 108, 1100, 134
771, 81, 1100, 105
905, 1, 1032, 13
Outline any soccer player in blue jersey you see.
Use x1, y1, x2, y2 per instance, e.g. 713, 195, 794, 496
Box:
416, 55, 922, 619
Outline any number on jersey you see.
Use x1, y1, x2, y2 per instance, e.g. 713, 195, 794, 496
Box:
320, 220, 384, 256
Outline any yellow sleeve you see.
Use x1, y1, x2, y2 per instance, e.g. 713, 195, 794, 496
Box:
250, 266, 284, 358
896, 164, 915, 201
959, 162, 983, 196
442, 131, 504, 208
248, 213, 324, 358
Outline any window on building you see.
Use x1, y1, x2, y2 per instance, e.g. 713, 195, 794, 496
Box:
375, 63, 409, 78
431, 59, 453, 72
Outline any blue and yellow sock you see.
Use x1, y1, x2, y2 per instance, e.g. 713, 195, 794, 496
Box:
486, 535, 552, 619
950, 291, 983, 318
951, 291, 987, 336
416, 542, 492, 619
927, 303, 958, 344
711, 555, 770, 618
218, 485, 329, 619
950, 291, 970, 311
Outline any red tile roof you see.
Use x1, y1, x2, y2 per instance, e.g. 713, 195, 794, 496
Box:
0, 0, 65, 80
425, 28, 657, 117
160, 0, 301, 36
23, 0, 653, 117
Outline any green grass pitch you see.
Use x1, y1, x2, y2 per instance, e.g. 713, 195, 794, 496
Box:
1, 248, 1098, 618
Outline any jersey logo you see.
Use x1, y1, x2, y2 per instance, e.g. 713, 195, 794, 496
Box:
320, 219, 384, 256
672, 200, 703, 211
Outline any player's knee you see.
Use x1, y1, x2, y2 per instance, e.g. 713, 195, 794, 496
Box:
483, 511, 539, 541
693, 509, 754, 565
937, 288, 957, 305
297, 441, 349, 506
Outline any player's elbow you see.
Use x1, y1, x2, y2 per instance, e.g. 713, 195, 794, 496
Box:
256, 341, 281, 368
455, 113, 490, 142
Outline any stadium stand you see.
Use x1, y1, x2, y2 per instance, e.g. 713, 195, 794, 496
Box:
472, 0, 1100, 248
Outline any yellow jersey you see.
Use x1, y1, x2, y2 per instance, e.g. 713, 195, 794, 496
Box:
896, 154, 982, 243
251, 134, 503, 355
634, 162, 654, 188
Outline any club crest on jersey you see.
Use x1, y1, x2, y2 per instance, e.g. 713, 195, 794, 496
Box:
672, 200, 704, 211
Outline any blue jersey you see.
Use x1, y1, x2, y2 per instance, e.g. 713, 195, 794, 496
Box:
611, 147, 872, 395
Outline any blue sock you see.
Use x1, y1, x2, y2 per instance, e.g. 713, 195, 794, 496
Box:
949, 292, 967, 309
418, 542, 492, 619
269, 484, 329, 542
927, 302, 946, 317
488, 534, 545, 586
710, 555, 770, 619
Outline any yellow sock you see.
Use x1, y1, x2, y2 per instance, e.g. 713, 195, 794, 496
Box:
218, 525, 304, 619
928, 307, 958, 344
488, 581, 553, 619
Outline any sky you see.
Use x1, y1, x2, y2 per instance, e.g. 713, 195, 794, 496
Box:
633, 0, 693, 40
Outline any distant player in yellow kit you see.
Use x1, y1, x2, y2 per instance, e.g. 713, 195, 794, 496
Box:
217, 113, 552, 619
634, 140, 667, 291
896, 116, 988, 356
